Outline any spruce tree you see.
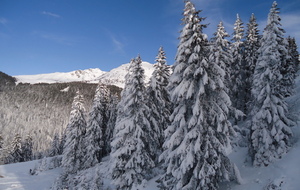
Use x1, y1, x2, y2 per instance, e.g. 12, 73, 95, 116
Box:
210, 21, 232, 87
146, 46, 171, 158
61, 91, 87, 174
83, 83, 109, 169
110, 56, 155, 189
160, 1, 235, 189
105, 93, 119, 154
287, 37, 300, 78
49, 133, 60, 157
244, 13, 260, 114
59, 133, 66, 155
282, 36, 300, 97
22, 134, 33, 162
10, 134, 23, 163
250, 1, 293, 167
0, 135, 3, 149
230, 14, 246, 116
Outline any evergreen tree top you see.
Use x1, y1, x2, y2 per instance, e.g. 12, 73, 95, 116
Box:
155, 46, 167, 66
246, 14, 259, 39
72, 91, 85, 112
267, 1, 282, 26
212, 21, 230, 44
232, 14, 244, 44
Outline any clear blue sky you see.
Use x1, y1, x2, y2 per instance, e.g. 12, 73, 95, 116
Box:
0, 0, 299, 76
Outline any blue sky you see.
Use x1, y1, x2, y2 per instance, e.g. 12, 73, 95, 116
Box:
0, 0, 299, 76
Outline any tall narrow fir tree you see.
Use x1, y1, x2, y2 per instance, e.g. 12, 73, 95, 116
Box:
110, 56, 155, 189
250, 1, 293, 167
244, 13, 260, 114
82, 84, 109, 169
146, 46, 171, 160
230, 14, 246, 117
61, 91, 87, 174
160, 1, 235, 189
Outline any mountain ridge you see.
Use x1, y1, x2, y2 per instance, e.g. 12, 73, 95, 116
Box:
14, 62, 155, 88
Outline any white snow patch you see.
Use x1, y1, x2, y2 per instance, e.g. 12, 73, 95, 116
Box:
60, 86, 70, 92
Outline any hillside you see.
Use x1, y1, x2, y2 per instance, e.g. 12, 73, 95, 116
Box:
0, 61, 154, 157
0, 81, 122, 158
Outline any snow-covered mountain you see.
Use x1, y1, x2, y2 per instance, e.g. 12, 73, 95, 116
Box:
96, 61, 155, 88
14, 62, 155, 88
14, 68, 105, 85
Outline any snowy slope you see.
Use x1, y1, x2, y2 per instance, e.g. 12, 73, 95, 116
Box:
219, 75, 300, 190
220, 141, 300, 190
14, 62, 155, 88
1, 141, 300, 190
0, 160, 61, 190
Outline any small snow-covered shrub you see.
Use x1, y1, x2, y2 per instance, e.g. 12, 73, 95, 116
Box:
51, 164, 104, 190
31, 156, 62, 175
264, 177, 286, 190
69, 165, 103, 190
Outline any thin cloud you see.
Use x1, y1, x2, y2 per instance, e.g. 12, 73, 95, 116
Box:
42, 11, 61, 18
0, 17, 7, 25
111, 36, 125, 53
104, 29, 126, 55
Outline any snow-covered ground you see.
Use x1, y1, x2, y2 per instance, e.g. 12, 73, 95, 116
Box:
1, 140, 300, 189
0, 160, 62, 190
221, 140, 300, 190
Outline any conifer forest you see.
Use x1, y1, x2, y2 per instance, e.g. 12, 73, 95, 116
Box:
0, 1, 299, 189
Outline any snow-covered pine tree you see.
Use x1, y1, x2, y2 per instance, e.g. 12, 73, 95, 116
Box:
282, 36, 300, 97
250, 1, 293, 167
110, 55, 155, 189
287, 36, 300, 78
0, 135, 5, 164
210, 21, 232, 88
244, 13, 260, 114
160, 1, 235, 189
61, 91, 87, 174
104, 92, 119, 154
59, 132, 66, 155
230, 14, 246, 117
146, 46, 171, 159
0, 135, 3, 149
22, 134, 33, 162
82, 83, 109, 169
49, 132, 60, 157
9, 134, 23, 163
